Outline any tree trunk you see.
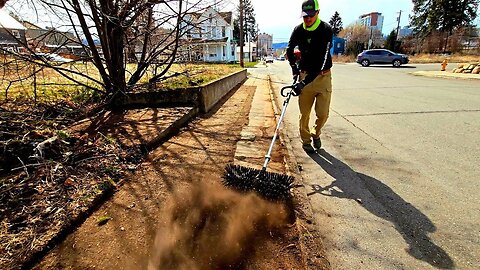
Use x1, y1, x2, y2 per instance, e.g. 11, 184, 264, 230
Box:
239, 0, 244, 67
444, 31, 449, 53
106, 21, 127, 101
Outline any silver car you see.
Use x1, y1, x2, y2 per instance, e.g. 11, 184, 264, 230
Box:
357, 49, 409, 67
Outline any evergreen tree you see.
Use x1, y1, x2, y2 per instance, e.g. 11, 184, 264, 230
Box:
385, 30, 398, 51
410, 0, 479, 50
243, 0, 258, 41
233, 0, 257, 45
233, 17, 241, 45
329, 11, 343, 36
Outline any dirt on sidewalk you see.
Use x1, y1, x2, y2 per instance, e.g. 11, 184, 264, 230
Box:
33, 76, 329, 269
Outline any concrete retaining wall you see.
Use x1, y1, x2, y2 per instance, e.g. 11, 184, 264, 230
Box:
198, 69, 247, 113
112, 69, 247, 113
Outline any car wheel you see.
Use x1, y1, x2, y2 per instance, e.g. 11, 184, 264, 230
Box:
360, 59, 370, 67
393, 59, 402, 67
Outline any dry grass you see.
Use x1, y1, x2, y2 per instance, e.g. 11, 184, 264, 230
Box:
332, 54, 356, 63
0, 60, 242, 102
408, 53, 480, 64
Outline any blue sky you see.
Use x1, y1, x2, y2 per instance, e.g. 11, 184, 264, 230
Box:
225, 0, 480, 43
244, 0, 413, 43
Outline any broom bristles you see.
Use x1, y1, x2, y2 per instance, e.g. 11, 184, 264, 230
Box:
223, 164, 294, 200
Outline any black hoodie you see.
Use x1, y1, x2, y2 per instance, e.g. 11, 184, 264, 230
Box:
286, 20, 333, 83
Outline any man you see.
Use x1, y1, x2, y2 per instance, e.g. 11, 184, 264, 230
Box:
286, 0, 333, 153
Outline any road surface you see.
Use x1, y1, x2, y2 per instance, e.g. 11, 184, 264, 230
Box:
250, 61, 480, 269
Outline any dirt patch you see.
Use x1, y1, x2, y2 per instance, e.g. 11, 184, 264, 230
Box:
149, 182, 290, 269
26, 79, 325, 269
0, 101, 147, 269
1, 74, 330, 269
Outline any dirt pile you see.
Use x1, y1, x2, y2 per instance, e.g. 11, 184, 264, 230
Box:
149, 182, 288, 269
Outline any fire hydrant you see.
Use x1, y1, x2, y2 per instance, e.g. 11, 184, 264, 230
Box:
441, 59, 448, 71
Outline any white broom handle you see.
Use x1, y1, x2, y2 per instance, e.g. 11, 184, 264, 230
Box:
262, 85, 294, 170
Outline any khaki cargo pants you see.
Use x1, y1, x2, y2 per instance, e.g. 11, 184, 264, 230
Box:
298, 71, 332, 144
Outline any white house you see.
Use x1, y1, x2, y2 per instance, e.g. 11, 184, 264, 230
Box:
180, 7, 236, 63
0, 8, 27, 53
236, 41, 257, 62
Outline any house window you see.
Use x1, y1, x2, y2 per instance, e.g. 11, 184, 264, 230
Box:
222, 27, 225, 37
12, 30, 20, 38
206, 26, 212, 38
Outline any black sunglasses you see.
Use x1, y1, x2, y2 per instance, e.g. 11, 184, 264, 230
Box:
302, 12, 317, 19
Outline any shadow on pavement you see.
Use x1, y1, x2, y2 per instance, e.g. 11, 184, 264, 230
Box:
307, 149, 454, 269
360, 65, 417, 69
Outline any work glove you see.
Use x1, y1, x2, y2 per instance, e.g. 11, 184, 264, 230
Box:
292, 80, 305, 96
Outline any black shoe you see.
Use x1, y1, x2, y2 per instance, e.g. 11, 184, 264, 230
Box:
302, 143, 315, 153
313, 137, 321, 150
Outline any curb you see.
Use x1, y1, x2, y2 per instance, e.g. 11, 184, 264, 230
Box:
143, 107, 198, 151
411, 70, 480, 80
267, 77, 331, 269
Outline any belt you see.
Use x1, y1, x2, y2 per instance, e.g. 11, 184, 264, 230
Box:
319, 69, 331, 75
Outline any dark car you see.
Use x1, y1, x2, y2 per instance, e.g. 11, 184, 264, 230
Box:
356, 49, 409, 67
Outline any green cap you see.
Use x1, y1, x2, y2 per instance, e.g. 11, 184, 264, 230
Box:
302, 0, 319, 17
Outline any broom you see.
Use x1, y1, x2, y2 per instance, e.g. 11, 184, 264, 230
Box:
223, 77, 299, 200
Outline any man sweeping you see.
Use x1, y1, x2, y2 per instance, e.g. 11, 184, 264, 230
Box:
286, 0, 333, 153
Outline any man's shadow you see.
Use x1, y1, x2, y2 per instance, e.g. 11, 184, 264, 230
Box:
307, 149, 454, 269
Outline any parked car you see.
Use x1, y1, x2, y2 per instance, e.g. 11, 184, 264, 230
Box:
277, 56, 286, 61
356, 49, 409, 67
32, 53, 73, 63
264, 56, 274, 63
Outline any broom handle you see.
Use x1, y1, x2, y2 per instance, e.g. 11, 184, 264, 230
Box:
262, 81, 295, 171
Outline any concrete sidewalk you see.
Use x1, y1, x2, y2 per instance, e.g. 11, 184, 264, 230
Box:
233, 74, 284, 173
412, 70, 480, 80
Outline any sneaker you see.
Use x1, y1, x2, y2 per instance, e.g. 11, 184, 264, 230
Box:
302, 143, 315, 153
313, 137, 321, 150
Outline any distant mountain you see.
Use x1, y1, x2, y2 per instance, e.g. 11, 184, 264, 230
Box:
272, 42, 288, 50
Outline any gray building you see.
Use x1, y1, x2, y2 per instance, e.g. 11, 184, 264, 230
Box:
0, 8, 27, 53
358, 12, 384, 33
257, 33, 273, 57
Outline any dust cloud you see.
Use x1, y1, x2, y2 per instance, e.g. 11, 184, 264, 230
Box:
148, 182, 289, 269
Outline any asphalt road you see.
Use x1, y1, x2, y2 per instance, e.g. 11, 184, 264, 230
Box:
251, 61, 480, 270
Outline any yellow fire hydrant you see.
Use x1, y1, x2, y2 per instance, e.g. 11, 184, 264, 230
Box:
441, 59, 448, 71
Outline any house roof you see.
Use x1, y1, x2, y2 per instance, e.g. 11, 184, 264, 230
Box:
0, 9, 26, 30
190, 8, 233, 26
22, 20, 42, 30
218, 12, 232, 24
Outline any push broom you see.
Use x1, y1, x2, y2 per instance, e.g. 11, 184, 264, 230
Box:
223, 77, 299, 200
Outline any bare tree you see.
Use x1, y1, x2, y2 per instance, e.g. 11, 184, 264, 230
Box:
338, 24, 369, 55
2, 0, 218, 106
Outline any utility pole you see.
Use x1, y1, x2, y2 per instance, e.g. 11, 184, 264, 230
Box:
396, 10, 402, 41
239, 0, 244, 67
370, 28, 373, 49
256, 24, 259, 60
